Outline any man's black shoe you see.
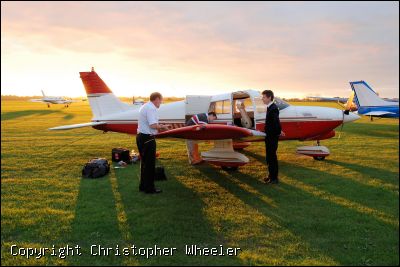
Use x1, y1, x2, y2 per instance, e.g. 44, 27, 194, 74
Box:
145, 188, 162, 194
263, 177, 272, 184
264, 178, 279, 184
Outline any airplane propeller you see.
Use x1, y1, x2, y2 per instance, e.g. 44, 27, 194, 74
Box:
337, 91, 356, 139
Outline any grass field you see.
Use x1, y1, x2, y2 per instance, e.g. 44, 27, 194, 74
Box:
1, 100, 399, 266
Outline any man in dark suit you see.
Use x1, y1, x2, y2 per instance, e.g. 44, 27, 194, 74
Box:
262, 90, 285, 184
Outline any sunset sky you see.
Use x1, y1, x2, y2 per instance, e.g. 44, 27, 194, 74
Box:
1, 1, 399, 98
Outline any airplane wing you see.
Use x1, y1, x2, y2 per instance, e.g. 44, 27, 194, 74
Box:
156, 124, 265, 140
48, 121, 106, 130
29, 99, 45, 102
362, 111, 396, 116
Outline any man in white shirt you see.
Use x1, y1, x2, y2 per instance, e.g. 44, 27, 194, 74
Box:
136, 92, 170, 194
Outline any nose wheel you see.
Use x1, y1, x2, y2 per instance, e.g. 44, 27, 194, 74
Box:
296, 140, 330, 160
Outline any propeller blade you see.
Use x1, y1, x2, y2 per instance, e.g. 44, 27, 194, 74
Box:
345, 91, 355, 112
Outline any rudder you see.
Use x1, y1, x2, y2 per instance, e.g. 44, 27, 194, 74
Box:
80, 67, 129, 118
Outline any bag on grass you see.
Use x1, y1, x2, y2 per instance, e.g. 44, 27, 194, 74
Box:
82, 158, 110, 179
155, 166, 167, 181
112, 148, 131, 163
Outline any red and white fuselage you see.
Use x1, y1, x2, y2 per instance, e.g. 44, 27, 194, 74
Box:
49, 69, 360, 166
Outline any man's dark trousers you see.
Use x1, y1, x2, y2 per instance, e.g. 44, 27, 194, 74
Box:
136, 133, 156, 192
265, 135, 279, 180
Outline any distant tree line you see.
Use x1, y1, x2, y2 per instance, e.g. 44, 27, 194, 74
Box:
1, 95, 185, 102
2, 95, 339, 102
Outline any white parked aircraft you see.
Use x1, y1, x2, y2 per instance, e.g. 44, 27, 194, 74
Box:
30, 90, 78, 108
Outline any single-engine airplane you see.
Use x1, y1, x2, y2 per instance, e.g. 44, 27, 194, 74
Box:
30, 90, 78, 108
349, 81, 399, 121
49, 68, 360, 169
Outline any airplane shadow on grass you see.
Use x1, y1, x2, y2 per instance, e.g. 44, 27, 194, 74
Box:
190, 149, 398, 265
69, 162, 243, 266
68, 151, 398, 265
326, 159, 399, 189
1, 109, 75, 121
243, 150, 398, 219
195, 161, 398, 265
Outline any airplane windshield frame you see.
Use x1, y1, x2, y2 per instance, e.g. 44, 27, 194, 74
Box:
274, 97, 290, 110
253, 96, 290, 113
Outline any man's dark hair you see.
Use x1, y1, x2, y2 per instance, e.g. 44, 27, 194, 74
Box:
150, 92, 162, 101
208, 111, 217, 118
262, 90, 274, 101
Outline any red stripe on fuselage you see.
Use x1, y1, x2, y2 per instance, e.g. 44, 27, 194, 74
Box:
93, 120, 342, 140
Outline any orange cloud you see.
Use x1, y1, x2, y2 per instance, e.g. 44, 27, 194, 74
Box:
2, 2, 399, 98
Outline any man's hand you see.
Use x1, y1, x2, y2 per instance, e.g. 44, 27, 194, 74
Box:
158, 124, 171, 132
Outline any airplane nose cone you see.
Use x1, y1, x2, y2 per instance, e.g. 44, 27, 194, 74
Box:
343, 112, 360, 123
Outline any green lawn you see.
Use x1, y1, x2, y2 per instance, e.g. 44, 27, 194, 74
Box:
1, 100, 399, 266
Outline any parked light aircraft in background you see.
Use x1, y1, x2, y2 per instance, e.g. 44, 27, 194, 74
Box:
307, 81, 399, 121
30, 90, 78, 108
349, 81, 399, 121
49, 68, 360, 169
307, 96, 349, 103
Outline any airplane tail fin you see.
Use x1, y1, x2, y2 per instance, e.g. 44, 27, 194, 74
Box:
349, 81, 393, 108
80, 67, 129, 118
41, 90, 46, 97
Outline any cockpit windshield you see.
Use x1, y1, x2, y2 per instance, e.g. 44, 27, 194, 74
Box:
253, 96, 290, 113
274, 97, 290, 110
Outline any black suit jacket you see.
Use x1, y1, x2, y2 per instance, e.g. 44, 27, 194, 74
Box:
264, 103, 282, 138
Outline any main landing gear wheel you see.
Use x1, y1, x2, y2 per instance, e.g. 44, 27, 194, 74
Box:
313, 156, 326, 161
221, 166, 239, 171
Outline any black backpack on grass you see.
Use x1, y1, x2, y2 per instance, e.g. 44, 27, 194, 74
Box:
82, 158, 110, 179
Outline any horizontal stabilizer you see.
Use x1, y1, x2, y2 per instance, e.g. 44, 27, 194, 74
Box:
362, 111, 396, 116
48, 121, 106, 130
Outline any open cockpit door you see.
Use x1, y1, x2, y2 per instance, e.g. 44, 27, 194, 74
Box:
252, 95, 267, 132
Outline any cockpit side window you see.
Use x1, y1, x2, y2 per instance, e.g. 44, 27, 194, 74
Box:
209, 100, 231, 114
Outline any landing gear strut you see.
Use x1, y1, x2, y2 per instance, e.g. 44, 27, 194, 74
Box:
313, 140, 325, 160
